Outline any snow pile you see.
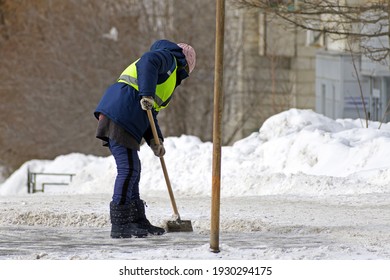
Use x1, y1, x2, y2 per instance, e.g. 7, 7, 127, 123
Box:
2, 109, 390, 261
2, 108, 390, 197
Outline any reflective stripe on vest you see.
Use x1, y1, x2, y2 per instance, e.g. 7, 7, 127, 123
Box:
118, 58, 177, 112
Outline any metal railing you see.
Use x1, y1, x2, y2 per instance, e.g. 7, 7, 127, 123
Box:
27, 168, 76, 193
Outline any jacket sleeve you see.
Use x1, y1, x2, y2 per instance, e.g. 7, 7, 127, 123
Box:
135, 49, 175, 98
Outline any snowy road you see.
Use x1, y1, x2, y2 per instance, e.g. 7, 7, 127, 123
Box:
1, 193, 390, 260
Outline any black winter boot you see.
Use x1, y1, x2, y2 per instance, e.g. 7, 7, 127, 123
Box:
110, 201, 148, 238
132, 199, 165, 235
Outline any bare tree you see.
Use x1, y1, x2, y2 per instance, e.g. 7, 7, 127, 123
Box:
233, 0, 390, 65
0, 1, 127, 171
0, 0, 170, 172
0, 0, 217, 174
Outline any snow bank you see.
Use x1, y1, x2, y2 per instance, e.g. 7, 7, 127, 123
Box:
2, 109, 390, 197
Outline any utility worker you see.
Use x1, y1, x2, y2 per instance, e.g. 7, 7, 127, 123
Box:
94, 39, 196, 238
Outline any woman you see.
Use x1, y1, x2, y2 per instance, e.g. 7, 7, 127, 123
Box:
94, 39, 196, 238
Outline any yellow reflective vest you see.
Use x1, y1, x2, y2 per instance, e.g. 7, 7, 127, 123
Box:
118, 58, 177, 112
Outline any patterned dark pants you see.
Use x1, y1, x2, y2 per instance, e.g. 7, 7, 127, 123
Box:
108, 139, 141, 204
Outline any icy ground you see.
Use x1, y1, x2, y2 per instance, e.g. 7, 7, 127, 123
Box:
0, 194, 390, 259
1, 109, 390, 259
1, 193, 390, 260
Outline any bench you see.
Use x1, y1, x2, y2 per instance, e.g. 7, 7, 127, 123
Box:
27, 168, 76, 193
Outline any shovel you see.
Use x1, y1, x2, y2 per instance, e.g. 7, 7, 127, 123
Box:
146, 109, 193, 232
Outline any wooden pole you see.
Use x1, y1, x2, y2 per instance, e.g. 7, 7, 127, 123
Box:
210, 0, 225, 253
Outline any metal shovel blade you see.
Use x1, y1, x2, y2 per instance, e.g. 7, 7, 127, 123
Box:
166, 219, 193, 232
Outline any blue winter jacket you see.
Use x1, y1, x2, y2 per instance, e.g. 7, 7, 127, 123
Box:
94, 39, 189, 144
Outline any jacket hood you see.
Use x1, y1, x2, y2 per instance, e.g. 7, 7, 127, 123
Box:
150, 39, 187, 68
150, 39, 189, 82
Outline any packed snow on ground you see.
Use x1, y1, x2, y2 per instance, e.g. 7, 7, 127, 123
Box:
1, 108, 390, 260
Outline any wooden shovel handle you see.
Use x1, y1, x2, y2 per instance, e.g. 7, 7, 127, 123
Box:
146, 109, 180, 218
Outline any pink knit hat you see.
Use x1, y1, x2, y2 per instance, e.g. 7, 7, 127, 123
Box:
177, 43, 196, 74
